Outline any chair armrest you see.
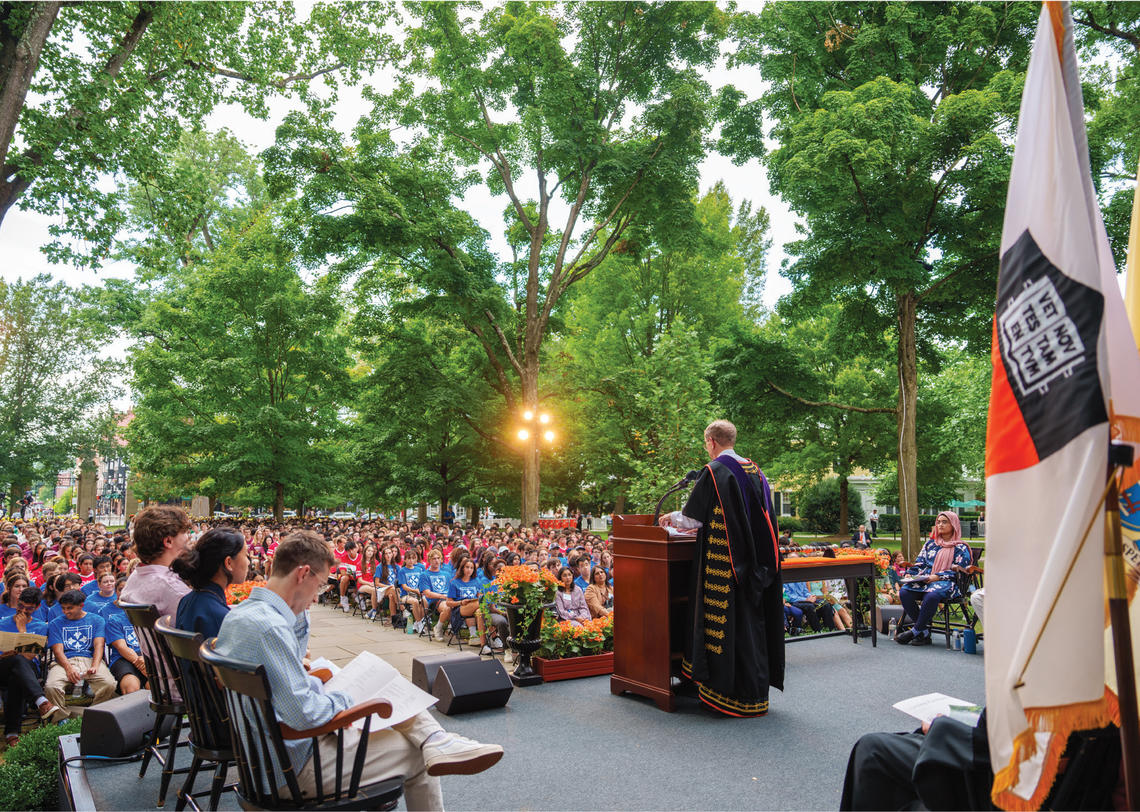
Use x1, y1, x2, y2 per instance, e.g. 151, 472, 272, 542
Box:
309, 668, 334, 683
279, 699, 394, 740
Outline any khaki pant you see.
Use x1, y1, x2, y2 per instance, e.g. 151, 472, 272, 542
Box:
44, 656, 117, 713
297, 710, 443, 810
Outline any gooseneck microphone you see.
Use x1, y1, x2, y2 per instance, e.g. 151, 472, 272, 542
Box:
652, 469, 701, 526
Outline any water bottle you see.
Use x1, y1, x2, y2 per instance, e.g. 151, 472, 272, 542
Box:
952, 630, 962, 650
888, 619, 898, 640
963, 627, 977, 654
405, 616, 414, 635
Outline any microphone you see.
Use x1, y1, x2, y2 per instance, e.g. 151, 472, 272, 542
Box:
652, 469, 702, 526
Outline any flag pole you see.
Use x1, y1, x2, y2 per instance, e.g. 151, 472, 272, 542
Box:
1106, 442, 1140, 810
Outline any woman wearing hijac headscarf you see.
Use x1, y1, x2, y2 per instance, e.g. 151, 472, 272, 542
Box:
895, 512, 973, 646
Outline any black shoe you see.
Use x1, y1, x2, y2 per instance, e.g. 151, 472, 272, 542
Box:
895, 629, 915, 645
909, 634, 932, 646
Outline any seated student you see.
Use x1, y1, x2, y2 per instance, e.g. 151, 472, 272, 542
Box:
102, 578, 146, 695
81, 556, 113, 596
45, 572, 82, 623
849, 524, 873, 549
0, 573, 30, 622
896, 512, 972, 647
439, 557, 490, 654
213, 531, 503, 806
76, 554, 97, 587
120, 505, 193, 621
44, 589, 117, 716
479, 558, 507, 652
583, 565, 612, 619
783, 580, 836, 633
783, 599, 804, 635
173, 527, 248, 639
84, 572, 118, 618
572, 555, 591, 592
553, 566, 591, 626
807, 580, 849, 631
330, 536, 358, 612
0, 587, 59, 745
369, 546, 401, 622
397, 549, 428, 633
422, 550, 450, 638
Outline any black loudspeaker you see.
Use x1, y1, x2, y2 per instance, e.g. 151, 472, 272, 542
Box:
411, 652, 480, 693
79, 690, 177, 757
431, 659, 513, 715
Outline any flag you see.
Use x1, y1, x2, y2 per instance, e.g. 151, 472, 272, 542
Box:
985, 3, 1140, 810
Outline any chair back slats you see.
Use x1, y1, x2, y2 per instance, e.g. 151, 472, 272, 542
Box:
200, 641, 307, 807
120, 603, 183, 710
153, 617, 232, 755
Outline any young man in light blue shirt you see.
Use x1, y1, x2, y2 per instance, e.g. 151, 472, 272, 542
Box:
214, 531, 502, 805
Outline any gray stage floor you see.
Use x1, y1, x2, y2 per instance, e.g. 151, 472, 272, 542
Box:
72, 633, 984, 811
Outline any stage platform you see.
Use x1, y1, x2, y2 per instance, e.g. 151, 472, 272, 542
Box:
68, 609, 984, 811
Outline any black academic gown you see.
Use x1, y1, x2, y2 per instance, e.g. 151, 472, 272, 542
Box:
679, 454, 784, 716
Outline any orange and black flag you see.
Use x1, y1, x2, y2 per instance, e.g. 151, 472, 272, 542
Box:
984, 3, 1140, 810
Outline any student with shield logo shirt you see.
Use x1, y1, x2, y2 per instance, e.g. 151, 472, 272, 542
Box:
44, 589, 117, 714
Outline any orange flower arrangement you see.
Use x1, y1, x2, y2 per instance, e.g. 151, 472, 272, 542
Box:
487, 565, 558, 632
225, 580, 261, 605
538, 614, 614, 659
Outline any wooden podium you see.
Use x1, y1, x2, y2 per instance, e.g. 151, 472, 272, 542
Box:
609, 514, 696, 711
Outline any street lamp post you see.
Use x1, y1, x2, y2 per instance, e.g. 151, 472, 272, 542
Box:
517, 409, 555, 527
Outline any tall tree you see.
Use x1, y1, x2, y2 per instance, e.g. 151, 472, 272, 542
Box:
0, 275, 120, 510
714, 305, 896, 537
0, 1, 392, 264
264, 1, 724, 525
125, 207, 350, 520
720, 1, 1038, 555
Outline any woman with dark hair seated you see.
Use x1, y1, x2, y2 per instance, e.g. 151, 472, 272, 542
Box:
553, 566, 591, 626
896, 512, 972, 646
583, 566, 612, 618
172, 527, 249, 639
0, 586, 59, 746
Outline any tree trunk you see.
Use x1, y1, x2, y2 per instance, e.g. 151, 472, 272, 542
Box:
208, 495, 217, 516
520, 374, 540, 527
0, 2, 60, 175
896, 291, 920, 560
273, 482, 284, 522
417, 502, 427, 523
614, 488, 626, 517
838, 475, 849, 536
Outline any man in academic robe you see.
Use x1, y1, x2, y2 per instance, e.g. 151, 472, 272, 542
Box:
659, 419, 784, 717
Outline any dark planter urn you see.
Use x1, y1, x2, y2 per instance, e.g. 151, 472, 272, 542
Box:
504, 603, 551, 687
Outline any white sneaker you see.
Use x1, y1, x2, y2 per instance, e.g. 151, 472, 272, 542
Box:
480, 644, 493, 656
422, 733, 503, 776
432, 622, 445, 639
490, 636, 504, 651
339, 597, 349, 611
413, 619, 424, 634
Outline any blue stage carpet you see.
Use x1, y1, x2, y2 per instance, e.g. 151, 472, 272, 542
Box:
76, 635, 984, 811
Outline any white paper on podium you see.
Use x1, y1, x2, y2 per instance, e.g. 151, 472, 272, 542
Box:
665, 526, 698, 539
323, 650, 437, 730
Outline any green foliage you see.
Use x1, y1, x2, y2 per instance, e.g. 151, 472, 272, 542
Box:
0, 719, 81, 811
776, 515, 805, 534
537, 615, 613, 660
0, 2, 395, 265
799, 477, 865, 534
0, 276, 122, 510
53, 487, 74, 515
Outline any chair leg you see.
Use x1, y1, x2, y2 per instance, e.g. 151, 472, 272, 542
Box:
175, 755, 202, 811
139, 712, 165, 778
156, 718, 183, 808
208, 760, 229, 810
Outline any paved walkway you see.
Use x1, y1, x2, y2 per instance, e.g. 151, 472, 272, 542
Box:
307, 603, 495, 679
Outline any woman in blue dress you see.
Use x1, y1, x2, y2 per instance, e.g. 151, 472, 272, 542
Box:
439, 557, 490, 654
896, 512, 972, 646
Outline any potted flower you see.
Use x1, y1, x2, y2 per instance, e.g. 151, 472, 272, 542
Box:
225, 580, 261, 605
485, 566, 558, 686
533, 615, 615, 681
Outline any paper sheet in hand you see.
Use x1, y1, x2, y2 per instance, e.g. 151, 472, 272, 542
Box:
0, 631, 46, 654
892, 692, 976, 724
323, 650, 436, 730
665, 526, 697, 539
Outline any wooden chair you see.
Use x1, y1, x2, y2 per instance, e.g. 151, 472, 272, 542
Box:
153, 617, 235, 812
121, 603, 186, 808
199, 642, 404, 810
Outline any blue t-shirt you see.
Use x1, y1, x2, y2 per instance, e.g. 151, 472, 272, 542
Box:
6, 604, 49, 624
447, 577, 480, 602
375, 565, 399, 588
398, 567, 424, 595
84, 592, 116, 618
423, 569, 449, 596
81, 580, 101, 597
102, 608, 141, 667
45, 602, 64, 624
574, 575, 590, 592
48, 611, 105, 660
0, 605, 14, 622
